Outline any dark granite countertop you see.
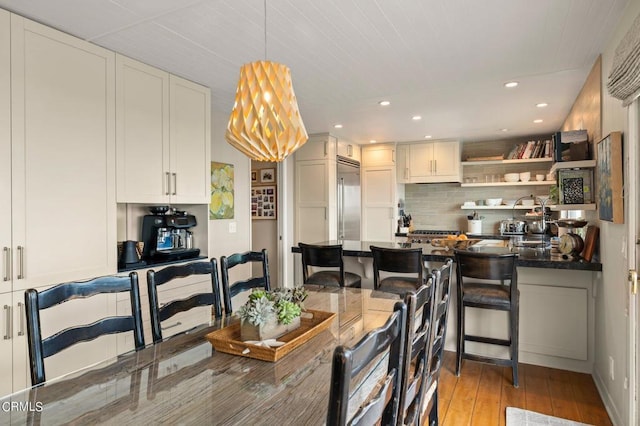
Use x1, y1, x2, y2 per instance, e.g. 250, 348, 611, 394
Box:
292, 240, 602, 271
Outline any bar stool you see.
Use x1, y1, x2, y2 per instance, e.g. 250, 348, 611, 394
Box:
299, 242, 361, 288
454, 249, 519, 387
370, 246, 425, 296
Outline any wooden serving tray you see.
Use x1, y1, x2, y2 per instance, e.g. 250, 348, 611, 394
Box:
205, 309, 336, 362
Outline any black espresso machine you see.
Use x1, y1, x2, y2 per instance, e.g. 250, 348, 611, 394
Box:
141, 206, 200, 263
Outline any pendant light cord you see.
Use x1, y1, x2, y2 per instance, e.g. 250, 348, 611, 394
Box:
264, 0, 267, 60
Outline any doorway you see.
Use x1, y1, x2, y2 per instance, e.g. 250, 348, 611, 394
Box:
251, 161, 279, 286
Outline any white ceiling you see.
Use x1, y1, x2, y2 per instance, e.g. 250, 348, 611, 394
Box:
0, 0, 630, 144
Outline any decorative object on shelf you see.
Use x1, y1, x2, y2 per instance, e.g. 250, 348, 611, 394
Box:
225, 1, 308, 162
251, 185, 277, 219
251, 170, 257, 182
597, 132, 623, 223
553, 130, 589, 162
238, 287, 308, 341
210, 162, 234, 219
559, 168, 593, 204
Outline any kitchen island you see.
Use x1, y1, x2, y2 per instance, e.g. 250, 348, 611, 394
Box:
292, 240, 601, 373
291, 239, 602, 271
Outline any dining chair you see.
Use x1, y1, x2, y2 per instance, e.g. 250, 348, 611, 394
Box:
454, 250, 519, 387
398, 281, 435, 426
147, 259, 222, 343
370, 245, 425, 296
220, 249, 271, 315
298, 242, 361, 288
421, 259, 454, 426
25, 273, 145, 386
327, 301, 407, 426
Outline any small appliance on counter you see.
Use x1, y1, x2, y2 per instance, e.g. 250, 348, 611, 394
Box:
140, 206, 200, 263
118, 240, 146, 269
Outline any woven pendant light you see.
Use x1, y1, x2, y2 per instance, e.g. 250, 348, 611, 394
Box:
225, 0, 308, 162
225, 60, 308, 161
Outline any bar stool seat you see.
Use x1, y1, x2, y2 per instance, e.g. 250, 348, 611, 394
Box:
299, 243, 361, 288
461, 283, 511, 309
370, 246, 425, 296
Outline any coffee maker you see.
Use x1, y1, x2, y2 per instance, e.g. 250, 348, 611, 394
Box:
141, 206, 200, 263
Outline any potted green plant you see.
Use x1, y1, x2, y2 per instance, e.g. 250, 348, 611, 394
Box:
238, 287, 308, 341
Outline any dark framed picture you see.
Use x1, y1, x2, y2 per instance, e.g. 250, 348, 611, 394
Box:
597, 131, 623, 223
251, 170, 257, 182
260, 168, 275, 183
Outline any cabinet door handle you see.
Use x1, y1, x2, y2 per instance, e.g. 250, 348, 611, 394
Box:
347, 144, 353, 157
17, 302, 25, 336
165, 172, 170, 195
161, 321, 182, 331
324, 141, 328, 157
405, 168, 409, 180
3, 305, 10, 340
2, 247, 9, 282
392, 150, 395, 163
17, 246, 24, 280
434, 159, 437, 173
172, 173, 177, 195
430, 160, 433, 173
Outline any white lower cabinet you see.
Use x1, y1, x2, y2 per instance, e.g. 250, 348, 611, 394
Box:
116, 266, 214, 353
1, 291, 28, 398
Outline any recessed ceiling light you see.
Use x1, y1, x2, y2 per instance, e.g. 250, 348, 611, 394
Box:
424, 135, 432, 139
369, 139, 376, 144
333, 124, 343, 129
500, 128, 509, 132
412, 115, 422, 121
378, 100, 390, 106
504, 81, 518, 88
533, 119, 543, 123
536, 102, 548, 108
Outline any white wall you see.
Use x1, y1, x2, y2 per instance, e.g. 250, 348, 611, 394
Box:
208, 110, 252, 274
595, 2, 640, 424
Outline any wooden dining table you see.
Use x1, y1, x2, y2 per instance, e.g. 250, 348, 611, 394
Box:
0, 286, 401, 426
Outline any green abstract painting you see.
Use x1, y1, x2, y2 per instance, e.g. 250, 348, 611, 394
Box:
210, 162, 234, 219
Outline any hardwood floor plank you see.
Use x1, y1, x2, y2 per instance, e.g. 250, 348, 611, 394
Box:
523, 363, 554, 416
437, 352, 611, 426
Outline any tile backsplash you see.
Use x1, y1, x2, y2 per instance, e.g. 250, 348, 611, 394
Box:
404, 182, 553, 234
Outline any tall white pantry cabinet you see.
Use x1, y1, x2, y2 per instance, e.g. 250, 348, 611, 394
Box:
1, 12, 118, 396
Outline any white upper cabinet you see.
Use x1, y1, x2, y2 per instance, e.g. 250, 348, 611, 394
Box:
397, 141, 461, 183
1, 9, 10, 291
295, 133, 337, 161
10, 15, 117, 289
116, 55, 211, 204
362, 143, 395, 167
337, 139, 360, 162
168, 75, 211, 204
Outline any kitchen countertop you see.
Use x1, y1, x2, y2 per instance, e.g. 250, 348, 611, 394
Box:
291, 240, 602, 271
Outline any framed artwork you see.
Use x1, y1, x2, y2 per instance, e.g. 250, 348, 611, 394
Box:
597, 131, 623, 223
251, 170, 257, 182
210, 162, 234, 219
251, 185, 276, 219
260, 168, 275, 183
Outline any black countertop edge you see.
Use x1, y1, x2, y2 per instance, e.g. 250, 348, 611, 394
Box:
118, 255, 208, 273
291, 242, 602, 272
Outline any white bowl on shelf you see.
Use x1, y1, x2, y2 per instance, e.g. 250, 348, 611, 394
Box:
536, 174, 545, 181
504, 173, 519, 182
519, 172, 531, 182
521, 199, 535, 206
485, 198, 502, 206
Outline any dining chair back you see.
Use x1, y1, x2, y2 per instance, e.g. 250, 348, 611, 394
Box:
398, 281, 435, 426
454, 250, 519, 387
220, 249, 271, 315
147, 259, 222, 343
421, 259, 454, 426
25, 273, 144, 385
327, 301, 407, 426
370, 245, 425, 295
299, 242, 361, 288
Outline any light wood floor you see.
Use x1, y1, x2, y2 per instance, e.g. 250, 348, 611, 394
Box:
436, 351, 613, 426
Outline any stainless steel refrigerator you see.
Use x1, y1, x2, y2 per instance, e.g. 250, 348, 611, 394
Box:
337, 156, 361, 240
